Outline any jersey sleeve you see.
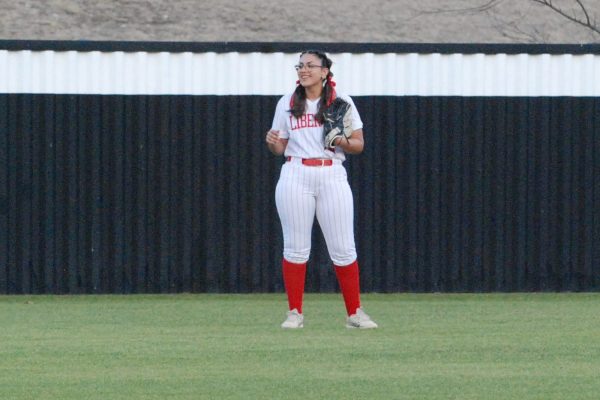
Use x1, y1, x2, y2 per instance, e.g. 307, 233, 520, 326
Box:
271, 95, 290, 139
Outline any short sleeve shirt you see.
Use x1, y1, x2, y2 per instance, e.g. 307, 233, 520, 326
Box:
271, 93, 363, 161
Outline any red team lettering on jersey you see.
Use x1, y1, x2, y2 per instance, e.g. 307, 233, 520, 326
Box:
289, 114, 322, 130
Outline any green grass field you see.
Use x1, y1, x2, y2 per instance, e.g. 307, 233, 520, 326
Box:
1, 293, 599, 399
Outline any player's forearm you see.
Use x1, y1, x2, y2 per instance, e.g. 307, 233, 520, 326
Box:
267, 141, 286, 155
335, 130, 364, 154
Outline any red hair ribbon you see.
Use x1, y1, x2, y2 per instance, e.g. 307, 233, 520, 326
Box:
289, 80, 301, 108
326, 75, 337, 107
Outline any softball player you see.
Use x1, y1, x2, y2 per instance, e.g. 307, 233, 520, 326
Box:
265, 50, 377, 329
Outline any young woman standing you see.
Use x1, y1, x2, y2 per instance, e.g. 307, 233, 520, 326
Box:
265, 50, 377, 329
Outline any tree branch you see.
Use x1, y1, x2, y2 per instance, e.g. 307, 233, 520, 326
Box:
575, 0, 591, 26
488, 10, 545, 42
417, 0, 503, 15
531, 0, 600, 35
415, 0, 599, 41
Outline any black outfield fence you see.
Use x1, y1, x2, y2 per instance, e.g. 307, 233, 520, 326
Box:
1, 94, 599, 294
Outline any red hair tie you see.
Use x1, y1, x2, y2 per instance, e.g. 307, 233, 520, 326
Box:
289, 80, 302, 108
326, 76, 337, 107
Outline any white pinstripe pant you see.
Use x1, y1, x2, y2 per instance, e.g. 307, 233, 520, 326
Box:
275, 159, 357, 266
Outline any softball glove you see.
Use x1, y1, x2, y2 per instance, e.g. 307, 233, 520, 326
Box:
323, 98, 353, 149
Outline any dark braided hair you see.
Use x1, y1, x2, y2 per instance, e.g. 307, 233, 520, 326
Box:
289, 50, 336, 124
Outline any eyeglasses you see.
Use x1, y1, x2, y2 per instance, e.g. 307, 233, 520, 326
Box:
294, 63, 325, 71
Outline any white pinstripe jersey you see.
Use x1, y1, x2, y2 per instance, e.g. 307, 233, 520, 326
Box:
271, 93, 363, 162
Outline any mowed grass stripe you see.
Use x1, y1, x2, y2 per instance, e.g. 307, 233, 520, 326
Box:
0, 293, 598, 399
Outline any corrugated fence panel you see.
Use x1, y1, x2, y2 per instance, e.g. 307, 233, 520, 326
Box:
1, 44, 599, 293
0, 94, 283, 293
2, 94, 598, 293
349, 96, 599, 293
2, 50, 600, 96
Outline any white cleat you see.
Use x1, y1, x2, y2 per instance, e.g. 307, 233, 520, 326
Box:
281, 308, 304, 329
346, 307, 378, 329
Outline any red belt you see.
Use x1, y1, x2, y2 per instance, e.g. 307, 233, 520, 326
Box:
286, 156, 333, 166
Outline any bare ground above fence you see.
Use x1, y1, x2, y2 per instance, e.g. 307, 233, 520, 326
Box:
1, 0, 599, 43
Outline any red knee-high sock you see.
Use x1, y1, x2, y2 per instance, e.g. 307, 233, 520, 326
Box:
334, 260, 361, 316
282, 259, 307, 314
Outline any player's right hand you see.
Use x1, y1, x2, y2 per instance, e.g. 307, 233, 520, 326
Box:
265, 129, 280, 145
